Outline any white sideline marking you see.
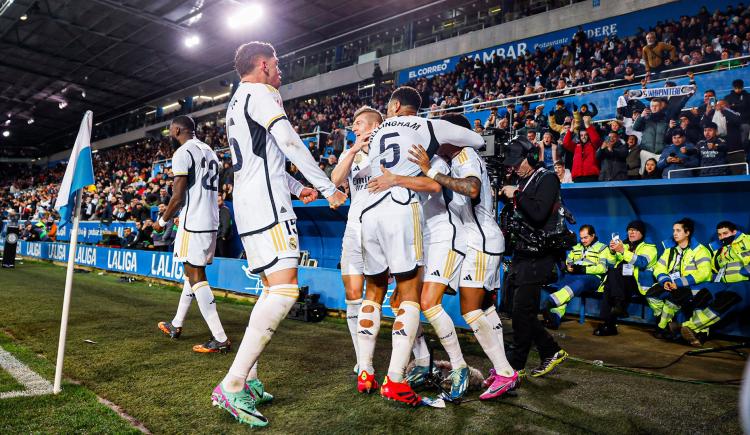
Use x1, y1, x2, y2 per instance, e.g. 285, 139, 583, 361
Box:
0, 345, 53, 399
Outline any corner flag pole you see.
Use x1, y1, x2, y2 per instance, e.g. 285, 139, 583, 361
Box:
53, 188, 83, 394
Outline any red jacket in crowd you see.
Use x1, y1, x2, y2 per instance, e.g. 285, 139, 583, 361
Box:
562, 125, 601, 180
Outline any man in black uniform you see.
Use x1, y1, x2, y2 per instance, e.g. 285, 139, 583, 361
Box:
500, 139, 569, 377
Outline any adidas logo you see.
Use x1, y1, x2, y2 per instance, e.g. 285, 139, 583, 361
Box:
228, 118, 235, 126
210, 299, 216, 305
464, 274, 473, 281
392, 329, 407, 336
493, 324, 502, 330
358, 330, 374, 335
430, 270, 441, 277
280, 206, 288, 213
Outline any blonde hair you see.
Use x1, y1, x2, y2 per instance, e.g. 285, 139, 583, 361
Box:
353, 105, 384, 123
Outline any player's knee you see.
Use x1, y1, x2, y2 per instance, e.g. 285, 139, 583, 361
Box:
420, 295, 438, 310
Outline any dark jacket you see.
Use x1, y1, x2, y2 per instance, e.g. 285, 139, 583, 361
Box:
696, 137, 728, 176
626, 146, 641, 179
701, 108, 743, 152
218, 205, 232, 240
596, 139, 628, 181
657, 142, 699, 178
724, 89, 750, 124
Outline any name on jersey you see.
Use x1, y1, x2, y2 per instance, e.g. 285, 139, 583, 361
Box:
352, 175, 371, 191
372, 119, 421, 137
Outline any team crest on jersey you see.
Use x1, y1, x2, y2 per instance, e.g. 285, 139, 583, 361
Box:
354, 152, 363, 164
289, 236, 297, 249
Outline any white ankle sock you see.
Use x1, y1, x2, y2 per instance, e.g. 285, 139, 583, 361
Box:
171, 280, 194, 328
387, 301, 421, 382
346, 298, 362, 367
223, 284, 299, 392
425, 305, 465, 368
464, 309, 514, 377
356, 300, 381, 374
411, 324, 430, 367
483, 307, 508, 360
193, 281, 227, 343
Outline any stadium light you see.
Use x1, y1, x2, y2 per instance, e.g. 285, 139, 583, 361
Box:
20, 13, 27, 20
58, 100, 68, 109
227, 4, 264, 29
27, 118, 34, 125
184, 34, 200, 48
2, 130, 9, 137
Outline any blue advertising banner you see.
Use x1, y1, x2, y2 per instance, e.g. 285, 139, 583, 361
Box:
397, 0, 736, 84
1, 220, 138, 245
14, 240, 470, 327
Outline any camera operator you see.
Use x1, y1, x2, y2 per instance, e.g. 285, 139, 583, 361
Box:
499, 139, 568, 377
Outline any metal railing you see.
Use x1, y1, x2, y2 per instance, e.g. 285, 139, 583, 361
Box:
666, 162, 750, 178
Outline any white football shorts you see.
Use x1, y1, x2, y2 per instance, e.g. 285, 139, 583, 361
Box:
241, 219, 300, 275
174, 228, 216, 267
361, 199, 424, 276
459, 247, 501, 291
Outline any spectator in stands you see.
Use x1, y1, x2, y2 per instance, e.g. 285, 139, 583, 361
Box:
596, 130, 628, 181
46, 216, 57, 242
634, 98, 677, 171
216, 197, 232, 258
672, 114, 701, 145
647, 217, 712, 340
122, 227, 136, 249
548, 100, 572, 136
642, 158, 661, 179
697, 121, 729, 177
132, 219, 155, 250
724, 79, 750, 150
554, 160, 572, 184
484, 107, 501, 130
153, 217, 177, 251
562, 116, 600, 182
658, 129, 699, 178
323, 154, 337, 179
701, 99, 744, 174
595, 220, 657, 336
537, 131, 557, 169
642, 31, 678, 75
626, 135, 641, 179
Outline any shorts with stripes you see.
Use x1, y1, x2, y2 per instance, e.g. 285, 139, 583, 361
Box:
174, 228, 217, 267
459, 247, 501, 291
423, 240, 465, 292
241, 219, 300, 275
361, 199, 424, 276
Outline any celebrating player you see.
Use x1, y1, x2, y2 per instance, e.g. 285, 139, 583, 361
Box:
330, 106, 383, 374
408, 114, 519, 400
155, 115, 230, 354
212, 41, 346, 427
356, 86, 484, 406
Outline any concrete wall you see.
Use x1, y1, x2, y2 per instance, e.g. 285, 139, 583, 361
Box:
279, 0, 674, 100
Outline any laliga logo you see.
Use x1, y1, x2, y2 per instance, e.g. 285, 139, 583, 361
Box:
241, 265, 264, 295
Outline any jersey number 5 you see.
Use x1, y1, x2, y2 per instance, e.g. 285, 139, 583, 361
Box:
379, 132, 400, 169
201, 158, 220, 191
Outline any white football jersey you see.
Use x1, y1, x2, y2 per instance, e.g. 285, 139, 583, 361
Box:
365, 115, 485, 207
419, 156, 466, 251
340, 147, 372, 222
451, 147, 504, 255
171, 138, 219, 232
226, 82, 335, 235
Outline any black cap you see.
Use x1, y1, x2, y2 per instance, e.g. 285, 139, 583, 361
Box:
556, 99, 565, 106
502, 138, 534, 167
671, 128, 685, 137
704, 121, 718, 130
627, 220, 646, 236
733, 79, 744, 88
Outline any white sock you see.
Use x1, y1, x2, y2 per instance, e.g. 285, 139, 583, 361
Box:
464, 309, 514, 377
484, 307, 508, 359
356, 300, 381, 374
387, 301, 421, 382
244, 288, 268, 382
411, 324, 430, 367
425, 305, 466, 369
171, 280, 194, 328
222, 284, 299, 392
193, 281, 227, 343
346, 298, 362, 367
247, 362, 258, 381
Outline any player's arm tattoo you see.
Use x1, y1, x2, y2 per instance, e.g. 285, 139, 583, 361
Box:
432, 174, 480, 199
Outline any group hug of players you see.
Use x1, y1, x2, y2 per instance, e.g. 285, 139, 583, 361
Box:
151, 41, 547, 428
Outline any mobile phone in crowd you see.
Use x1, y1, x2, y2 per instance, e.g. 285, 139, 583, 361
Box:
611, 233, 621, 244
709, 97, 717, 108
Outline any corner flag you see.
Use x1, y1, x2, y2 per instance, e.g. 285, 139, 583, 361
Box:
52, 110, 94, 394
54, 110, 94, 223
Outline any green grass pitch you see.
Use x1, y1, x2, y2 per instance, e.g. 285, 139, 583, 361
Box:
0, 261, 742, 434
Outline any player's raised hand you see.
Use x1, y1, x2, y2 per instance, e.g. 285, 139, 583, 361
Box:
298, 187, 319, 204
367, 165, 398, 193
407, 144, 430, 174
326, 189, 347, 209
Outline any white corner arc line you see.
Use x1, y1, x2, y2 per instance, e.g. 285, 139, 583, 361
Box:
0, 345, 53, 399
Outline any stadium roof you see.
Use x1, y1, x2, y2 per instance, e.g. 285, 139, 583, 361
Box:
0, 0, 448, 157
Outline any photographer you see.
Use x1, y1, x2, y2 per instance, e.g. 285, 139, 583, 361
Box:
499, 139, 568, 377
